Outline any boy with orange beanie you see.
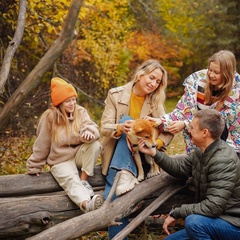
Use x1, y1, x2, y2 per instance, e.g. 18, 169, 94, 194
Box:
27, 77, 103, 212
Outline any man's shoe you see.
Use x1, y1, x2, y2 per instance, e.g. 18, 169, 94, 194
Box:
116, 170, 139, 196
82, 180, 94, 197
85, 194, 104, 212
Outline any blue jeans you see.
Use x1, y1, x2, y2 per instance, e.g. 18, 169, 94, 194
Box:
104, 116, 137, 240
165, 214, 240, 240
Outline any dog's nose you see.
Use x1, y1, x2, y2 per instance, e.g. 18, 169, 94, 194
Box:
151, 144, 156, 148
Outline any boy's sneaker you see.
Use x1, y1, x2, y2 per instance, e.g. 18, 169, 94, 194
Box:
85, 194, 104, 212
82, 180, 94, 197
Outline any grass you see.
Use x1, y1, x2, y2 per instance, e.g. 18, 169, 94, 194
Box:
165, 132, 185, 155
165, 97, 186, 155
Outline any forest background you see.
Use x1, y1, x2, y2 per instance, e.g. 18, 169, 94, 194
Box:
0, 0, 240, 176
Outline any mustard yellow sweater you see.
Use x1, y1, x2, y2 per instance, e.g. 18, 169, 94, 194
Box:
116, 92, 164, 149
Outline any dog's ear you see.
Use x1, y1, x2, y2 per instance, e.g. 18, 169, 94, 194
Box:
133, 125, 144, 134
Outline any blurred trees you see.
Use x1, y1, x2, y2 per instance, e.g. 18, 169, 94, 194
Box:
0, 0, 239, 134
0, 0, 83, 132
158, 0, 240, 71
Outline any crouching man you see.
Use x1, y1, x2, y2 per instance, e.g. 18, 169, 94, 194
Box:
138, 109, 240, 240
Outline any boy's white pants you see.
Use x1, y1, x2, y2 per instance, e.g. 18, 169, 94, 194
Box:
51, 141, 101, 211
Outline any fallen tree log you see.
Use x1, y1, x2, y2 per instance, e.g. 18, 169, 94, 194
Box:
112, 181, 187, 240
0, 165, 105, 197
0, 154, 194, 240
26, 171, 190, 240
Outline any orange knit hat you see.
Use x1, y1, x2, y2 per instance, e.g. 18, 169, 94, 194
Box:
51, 77, 77, 106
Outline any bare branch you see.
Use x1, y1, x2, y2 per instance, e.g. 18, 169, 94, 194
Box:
55, 70, 104, 106
0, 0, 84, 131
0, 0, 27, 93
112, 183, 187, 240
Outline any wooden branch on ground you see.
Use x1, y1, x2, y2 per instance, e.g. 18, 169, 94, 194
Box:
112, 183, 187, 240
0, 0, 26, 92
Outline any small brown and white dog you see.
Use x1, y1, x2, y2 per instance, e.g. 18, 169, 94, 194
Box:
125, 118, 161, 181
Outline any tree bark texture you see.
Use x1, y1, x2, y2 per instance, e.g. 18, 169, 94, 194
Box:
0, 165, 105, 197
0, 0, 26, 93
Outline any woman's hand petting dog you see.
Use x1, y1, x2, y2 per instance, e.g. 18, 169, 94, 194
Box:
121, 119, 134, 134
138, 138, 157, 157
143, 116, 162, 125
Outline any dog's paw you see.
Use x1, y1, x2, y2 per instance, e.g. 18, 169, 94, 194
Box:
137, 175, 145, 182
147, 170, 160, 179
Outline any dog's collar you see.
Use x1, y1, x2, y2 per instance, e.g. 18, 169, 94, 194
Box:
126, 137, 138, 147
126, 137, 138, 156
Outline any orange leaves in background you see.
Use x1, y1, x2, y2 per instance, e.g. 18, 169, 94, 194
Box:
126, 31, 185, 82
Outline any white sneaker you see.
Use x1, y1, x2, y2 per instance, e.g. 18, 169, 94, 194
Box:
82, 180, 94, 197
116, 170, 139, 196
85, 194, 104, 212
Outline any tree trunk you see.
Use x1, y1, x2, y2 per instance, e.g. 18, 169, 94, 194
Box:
0, 0, 26, 93
0, 0, 83, 130
25, 171, 191, 240
0, 165, 105, 197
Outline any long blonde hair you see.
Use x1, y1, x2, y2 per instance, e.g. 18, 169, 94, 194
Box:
45, 104, 82, 145
205, 50, 236, 109
131, 59, 168, 116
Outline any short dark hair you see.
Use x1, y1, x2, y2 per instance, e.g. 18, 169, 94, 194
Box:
194, 109, 225, 139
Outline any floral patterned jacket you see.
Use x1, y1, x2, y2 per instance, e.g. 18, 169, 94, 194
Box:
161, 69, 240, 153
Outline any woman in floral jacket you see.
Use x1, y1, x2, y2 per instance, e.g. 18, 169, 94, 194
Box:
150, 50, 240, 157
